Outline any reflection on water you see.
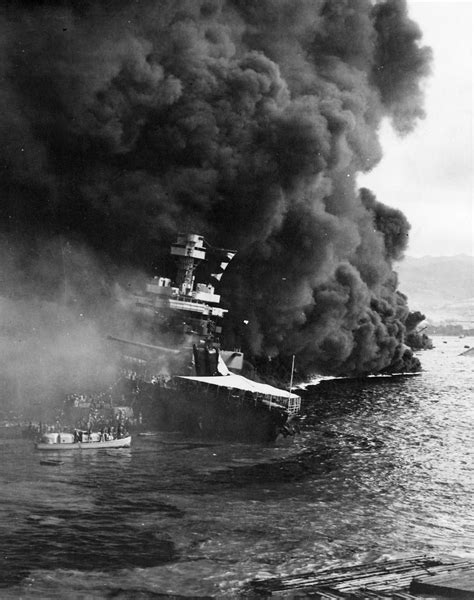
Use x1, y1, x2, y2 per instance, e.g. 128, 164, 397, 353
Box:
0, 336, 473, 598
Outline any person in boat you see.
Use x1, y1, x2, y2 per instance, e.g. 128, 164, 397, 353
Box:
117, 423, 126, 439
101, 424, 111, 441
85, 415, 93, 441
116, 409, 124, 433
101, 422, 110, 441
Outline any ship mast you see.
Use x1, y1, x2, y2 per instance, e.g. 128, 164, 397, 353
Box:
171, 233, 206, 296
289, 355, 295, 398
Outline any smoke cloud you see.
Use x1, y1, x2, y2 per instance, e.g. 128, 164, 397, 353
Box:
0, 0, 432, 404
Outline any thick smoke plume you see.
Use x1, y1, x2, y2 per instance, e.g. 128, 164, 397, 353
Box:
0, 235, 142, 414
0, 0, 432, 403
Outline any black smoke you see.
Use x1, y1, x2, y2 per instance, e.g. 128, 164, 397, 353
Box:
0, 0, 432, 400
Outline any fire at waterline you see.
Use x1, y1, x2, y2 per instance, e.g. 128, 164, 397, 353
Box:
0, 0, 432, 433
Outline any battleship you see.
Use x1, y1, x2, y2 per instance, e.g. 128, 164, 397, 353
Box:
108, 233, 301, 442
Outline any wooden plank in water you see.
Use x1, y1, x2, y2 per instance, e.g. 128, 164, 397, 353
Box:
255, 557, 430, 592
243, 556, 474, 598
411, 569, 474, 598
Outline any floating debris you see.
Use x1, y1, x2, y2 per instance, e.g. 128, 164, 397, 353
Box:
242, 555, 474, 598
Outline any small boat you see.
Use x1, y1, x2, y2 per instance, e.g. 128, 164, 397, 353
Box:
35, 431, 131, 451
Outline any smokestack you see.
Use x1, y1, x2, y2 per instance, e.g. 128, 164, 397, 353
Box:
0, 0, 432, 386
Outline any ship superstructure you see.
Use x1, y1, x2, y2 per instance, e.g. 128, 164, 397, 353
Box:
133, 233, 233, 351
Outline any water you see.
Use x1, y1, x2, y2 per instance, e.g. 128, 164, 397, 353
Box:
1, 336, 473, 598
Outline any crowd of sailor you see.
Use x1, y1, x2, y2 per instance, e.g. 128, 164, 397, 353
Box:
23, 407, 132, 441
65, 391, 114, 410
122, 368, 173, 385
73, 423, 128, 442
74, 408, 131, 440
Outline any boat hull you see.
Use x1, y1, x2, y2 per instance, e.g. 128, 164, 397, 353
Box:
35, 436, 131, 451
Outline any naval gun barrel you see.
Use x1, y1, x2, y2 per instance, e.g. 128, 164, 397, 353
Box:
107, 335, 181, 354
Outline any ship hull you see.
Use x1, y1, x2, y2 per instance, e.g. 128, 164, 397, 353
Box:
134, 381, 298, 443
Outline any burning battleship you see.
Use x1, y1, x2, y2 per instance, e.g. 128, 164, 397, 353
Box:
0, 1, 432, 431
108, 233, 301, 442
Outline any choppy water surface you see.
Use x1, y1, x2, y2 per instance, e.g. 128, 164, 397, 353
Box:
1, 336, 473, 598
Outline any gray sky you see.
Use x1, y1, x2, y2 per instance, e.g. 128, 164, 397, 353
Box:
358, 0, 473, 257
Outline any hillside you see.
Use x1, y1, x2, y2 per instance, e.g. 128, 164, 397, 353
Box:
395, 255, 474, 326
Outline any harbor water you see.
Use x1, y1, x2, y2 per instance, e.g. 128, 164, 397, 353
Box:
0, 336, 473, 598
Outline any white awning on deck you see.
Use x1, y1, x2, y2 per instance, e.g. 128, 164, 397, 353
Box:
177, 373, 300, 400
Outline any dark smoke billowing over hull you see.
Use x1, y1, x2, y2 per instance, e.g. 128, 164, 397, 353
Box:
0, 0, 431, 393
